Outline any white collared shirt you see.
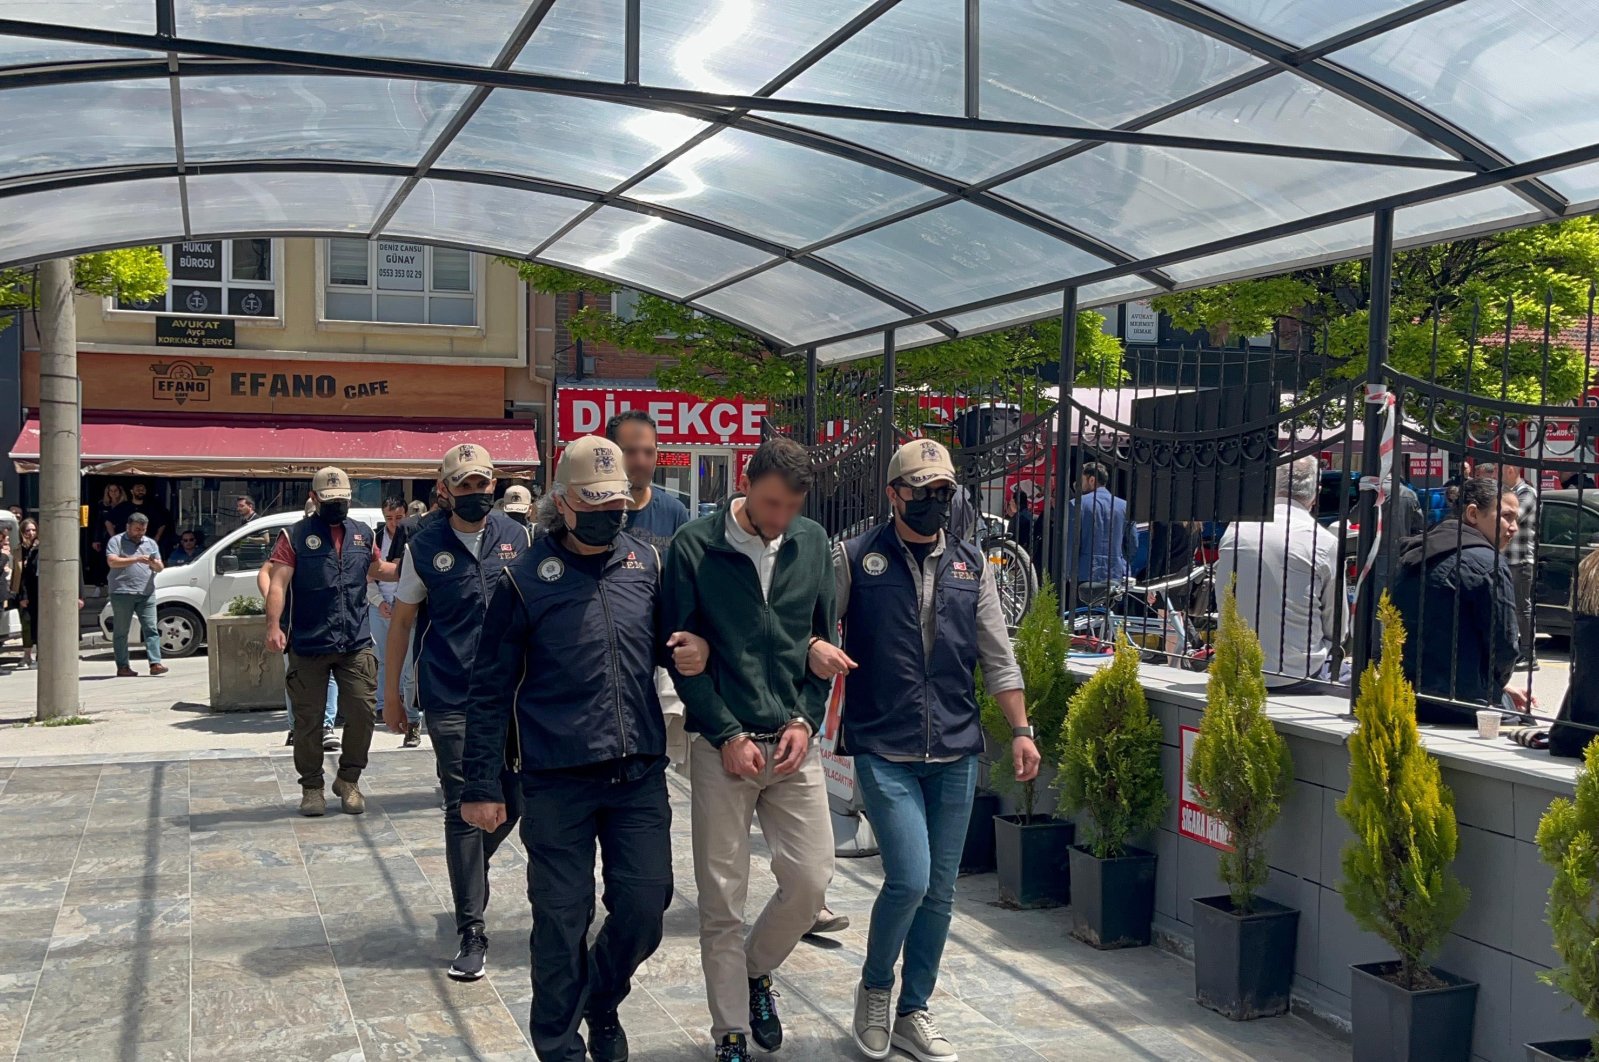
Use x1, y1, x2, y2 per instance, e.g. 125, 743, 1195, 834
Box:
725, 498, 782, 600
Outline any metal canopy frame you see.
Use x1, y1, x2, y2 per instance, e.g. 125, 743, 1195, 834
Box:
2, 1, 1596, 358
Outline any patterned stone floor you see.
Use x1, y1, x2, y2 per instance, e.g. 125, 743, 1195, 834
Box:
0, 749, 1351, 1061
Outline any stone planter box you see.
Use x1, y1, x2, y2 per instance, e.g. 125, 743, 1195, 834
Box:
207, 614, 285, 711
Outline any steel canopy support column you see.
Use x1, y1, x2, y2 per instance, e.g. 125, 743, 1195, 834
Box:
877, 330, 897, 522
1350, 208, 1395, 702
35, 257, 81, 720
805, 347, 818, 447
1052, 287, 1079, 596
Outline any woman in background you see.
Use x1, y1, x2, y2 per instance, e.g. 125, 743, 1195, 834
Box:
13, 519, 38, 668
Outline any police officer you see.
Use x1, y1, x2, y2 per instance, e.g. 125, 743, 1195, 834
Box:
810, 439, 1039, 1062
382, 443, 532, 981
264, 466, 384, 817
461, 435, 707, 1062
502, 484, 534, 528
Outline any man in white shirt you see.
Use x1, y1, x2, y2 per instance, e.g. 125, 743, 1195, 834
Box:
1214, 455, 1347, 687
367, 497, 419, 747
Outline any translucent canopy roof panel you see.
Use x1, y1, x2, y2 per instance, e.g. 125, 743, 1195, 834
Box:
0, 0, 1595, 357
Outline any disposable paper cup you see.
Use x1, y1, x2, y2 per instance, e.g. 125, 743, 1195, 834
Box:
1477, 710, 1501, 740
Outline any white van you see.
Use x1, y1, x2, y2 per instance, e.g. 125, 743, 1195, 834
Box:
98, 508, 384, 657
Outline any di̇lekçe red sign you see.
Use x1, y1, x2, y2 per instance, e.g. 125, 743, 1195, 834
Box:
557, 388, 767, 446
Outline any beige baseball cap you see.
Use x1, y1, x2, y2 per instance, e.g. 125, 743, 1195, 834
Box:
502, 485, 533, 514
441, 442, 494, 487
311, 466, 352, 501
558, 436, 631, 505
887, 439, 957, 488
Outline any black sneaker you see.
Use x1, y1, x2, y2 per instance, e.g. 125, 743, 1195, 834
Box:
715, 1033, 751, 1062
748, 975, 782, 1051
586, 1011, 628, 1062
403, 724, 421, 748
322, 728, 340, 751
448, 927, 488, 981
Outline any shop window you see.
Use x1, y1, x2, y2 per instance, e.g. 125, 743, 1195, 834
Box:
113, 240, 278, 318
323, 239, 478, 326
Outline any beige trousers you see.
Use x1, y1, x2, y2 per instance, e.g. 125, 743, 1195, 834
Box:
690, 734, 834, 1038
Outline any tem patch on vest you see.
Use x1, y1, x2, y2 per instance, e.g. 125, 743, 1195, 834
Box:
950, 559, 977, 581
862, 552, 888, 576
432, 552, 455, 573
305, 534, 323, 550
623, 550, 646, 571
498, 542, 517, 557
538, 557, 565, 582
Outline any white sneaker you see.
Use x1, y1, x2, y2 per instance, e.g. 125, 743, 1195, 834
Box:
852, 982, 892, 1060
892, 1010, 957, 1062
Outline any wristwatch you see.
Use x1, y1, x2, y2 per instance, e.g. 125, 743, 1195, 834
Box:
1012, 726, 1036, 739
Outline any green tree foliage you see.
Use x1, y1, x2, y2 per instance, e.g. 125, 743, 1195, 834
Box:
1152, 217, 1599, 405
499, 259, 1126, 400
1057, 640, 1167, 859
0, 249, 169, 330
1190, 586, 1294, 912
1338, 597, 1468, 990
1537, 737, 1599, 1062
979, 581, 1073, 819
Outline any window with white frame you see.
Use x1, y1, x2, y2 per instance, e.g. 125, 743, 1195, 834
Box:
114, 240, 277, 318
323, 239, 478, 326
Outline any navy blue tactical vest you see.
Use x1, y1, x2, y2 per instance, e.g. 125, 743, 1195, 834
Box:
286, 515, 375, 656
410, 511, 531, 716
839, 523, 984, 759
501, 531, 666, 771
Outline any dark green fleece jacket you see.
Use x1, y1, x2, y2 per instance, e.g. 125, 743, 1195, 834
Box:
661, 497, 836, 747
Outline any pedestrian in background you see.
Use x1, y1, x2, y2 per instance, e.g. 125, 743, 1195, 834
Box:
368, 496, 418, 747
1068, 461, 1137, 596
263, 467, 383, 817
14, 519, 38, 669
106, 512, 166, 678
501, 485, 533, 529
168, 531, 201, 566
1479, 462, 1539, 669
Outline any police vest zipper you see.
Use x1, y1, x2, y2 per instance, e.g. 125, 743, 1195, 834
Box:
594, 577, 629, 761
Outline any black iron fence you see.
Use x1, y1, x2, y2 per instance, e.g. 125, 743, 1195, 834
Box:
776, 287, 1599, 737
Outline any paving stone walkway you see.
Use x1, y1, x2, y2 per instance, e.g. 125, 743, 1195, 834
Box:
0, 749, 1350, 1061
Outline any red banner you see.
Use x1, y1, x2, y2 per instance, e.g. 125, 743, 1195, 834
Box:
557, 387, 766, 446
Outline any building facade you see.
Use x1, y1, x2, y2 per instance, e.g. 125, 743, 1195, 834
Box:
8, 238, 554, 574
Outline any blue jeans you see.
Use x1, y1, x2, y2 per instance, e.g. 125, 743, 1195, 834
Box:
855, 754, 979, 1014
285, 676, 338, 729
369, 603, 418, 724
109, 593, 160, 670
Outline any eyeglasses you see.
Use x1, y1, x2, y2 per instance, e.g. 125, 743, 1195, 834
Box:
892, 482, 956, 503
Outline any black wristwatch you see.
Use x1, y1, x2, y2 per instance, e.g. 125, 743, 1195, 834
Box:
1012, 726, 1035, 739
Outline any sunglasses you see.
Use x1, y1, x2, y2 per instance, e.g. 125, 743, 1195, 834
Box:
892, 483, 956, 503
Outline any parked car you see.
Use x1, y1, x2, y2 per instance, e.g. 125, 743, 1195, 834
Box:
98, 508, 383, 657
1536, 489, 1599, 638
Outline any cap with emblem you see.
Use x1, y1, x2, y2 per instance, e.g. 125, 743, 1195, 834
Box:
886, 439, 957, 488
311, 466, 352, 501
502, 485, 533, 514
557, 436, 631, 505
441, 443, 495, 487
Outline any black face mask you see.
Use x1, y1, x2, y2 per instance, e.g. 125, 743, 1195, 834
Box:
451, 492, 494, 523
900, 497, 950, 537
507, 511, 529, 526
318, 500, 349, 524
570, 509, 626, 548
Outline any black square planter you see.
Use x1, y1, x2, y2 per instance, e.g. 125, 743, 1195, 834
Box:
1191, 895, 1299, 1020
1067, 845, 1156, 949
994, 814, 1074, 908
1350, 962, 1478, 1062
1526, 1042, 1596, 1061
960, 791, 1002, 875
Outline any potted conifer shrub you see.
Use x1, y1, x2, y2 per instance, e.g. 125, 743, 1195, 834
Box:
1340, 598, 1474, 1062
1058, 639, 1166, 948
1528, 737, 1599, 1061
981, 582, 1076, 906
1188, 587, 1297, 1020
962, 666, 1002, 875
